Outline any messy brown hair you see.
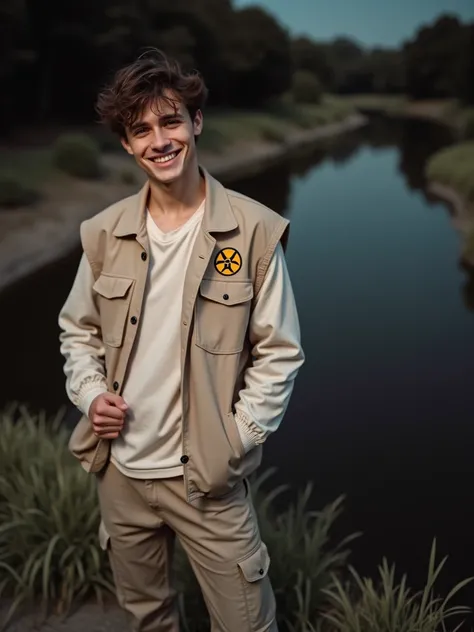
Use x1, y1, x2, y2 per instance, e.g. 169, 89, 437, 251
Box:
96, 49, 208, 138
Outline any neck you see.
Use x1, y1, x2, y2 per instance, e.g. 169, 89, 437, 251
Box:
147, 160, 205, 216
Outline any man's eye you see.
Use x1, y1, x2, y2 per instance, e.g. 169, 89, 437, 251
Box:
134, 127, 148, 136
165, 119, 180, 127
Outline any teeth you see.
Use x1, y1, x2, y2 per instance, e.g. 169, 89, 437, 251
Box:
151, 152, 178, 164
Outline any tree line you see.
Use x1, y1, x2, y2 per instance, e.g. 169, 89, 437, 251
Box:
1, 0, 473, 129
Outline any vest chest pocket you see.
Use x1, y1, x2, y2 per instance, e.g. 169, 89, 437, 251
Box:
195, 279, 254, 354
93, 274, 134, 347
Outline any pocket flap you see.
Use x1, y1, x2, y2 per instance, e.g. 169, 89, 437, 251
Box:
238, 541, 270, 582
93, 274, 133, 299
199, 280, 254, 306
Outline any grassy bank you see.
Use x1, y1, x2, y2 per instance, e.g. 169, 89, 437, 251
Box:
426, 142, 474, 204
425, 142, 474, 266
198, 96, 355, 152
0, 96, 355, 189
0, 404, 472, 632
342, 94, 474, 136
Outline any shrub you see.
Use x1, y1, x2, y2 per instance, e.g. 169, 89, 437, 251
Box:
462, 109, 474, 140
293, 71, 324, 105
320, 540, 472, 632
52, 133, 102, 179
261, 125, 286, 143
0, 172, 40, 208
119, 169, 138, 185
0, 404, 113, 629
426, 142, 474, 203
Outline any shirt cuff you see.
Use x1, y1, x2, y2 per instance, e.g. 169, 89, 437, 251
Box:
234, 410, 263, 454
79, 386, 109, 418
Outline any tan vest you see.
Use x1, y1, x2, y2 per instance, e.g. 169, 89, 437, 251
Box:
68, 167, 289, 502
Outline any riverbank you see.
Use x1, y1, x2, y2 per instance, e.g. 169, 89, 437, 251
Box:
344, 94, 474, 137
425, 141, 474, 267
0, 110, 366, 294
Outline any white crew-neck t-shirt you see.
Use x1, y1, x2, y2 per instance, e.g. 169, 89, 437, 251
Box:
111, 201, 205, 478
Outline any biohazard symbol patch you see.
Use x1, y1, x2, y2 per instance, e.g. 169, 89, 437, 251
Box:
214, 248, 242, 276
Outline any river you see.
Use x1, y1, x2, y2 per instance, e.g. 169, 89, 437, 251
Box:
2, 115, 474, 603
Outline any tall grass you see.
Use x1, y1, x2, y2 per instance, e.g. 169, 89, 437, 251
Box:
321, 541, 472, 632
0, 404, 472, 631
0, 404, 113, 628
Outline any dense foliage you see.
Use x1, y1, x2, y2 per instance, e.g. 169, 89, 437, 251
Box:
0, 1, 472, 134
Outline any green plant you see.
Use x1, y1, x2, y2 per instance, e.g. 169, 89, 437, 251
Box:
252, 469, 360, 631
119, 168, 138, 185
52, 133, 102, 179
0, 171, 40, 208
293, 71, 324, 105
462, 109, 474, 140
261, 125, 286, 143
0, 404, 114, 629
320, 540, 472, 632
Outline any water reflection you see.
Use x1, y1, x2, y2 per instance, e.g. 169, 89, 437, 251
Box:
228, 116, 455, 220
461, 267, 474, 312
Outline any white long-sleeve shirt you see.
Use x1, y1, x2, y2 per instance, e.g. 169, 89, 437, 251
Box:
59, 208, 304, 479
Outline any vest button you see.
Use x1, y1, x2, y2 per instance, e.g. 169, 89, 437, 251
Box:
180, 455, 189, 464
113, 381, 119, 391
141, 251, 147, 261
130, 316, 137, 325
259, 568, 264, 575
223, 294, 229, 300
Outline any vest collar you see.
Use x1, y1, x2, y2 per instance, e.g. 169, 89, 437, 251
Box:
112, 166, 237, 239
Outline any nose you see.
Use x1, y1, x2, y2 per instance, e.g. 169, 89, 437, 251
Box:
151, 127, 170, 152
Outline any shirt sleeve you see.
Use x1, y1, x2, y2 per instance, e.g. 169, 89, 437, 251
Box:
58, 253, 108, 417
233, 242, 305, 453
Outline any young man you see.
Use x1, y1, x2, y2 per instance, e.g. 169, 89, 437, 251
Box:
58, 50, 304, 632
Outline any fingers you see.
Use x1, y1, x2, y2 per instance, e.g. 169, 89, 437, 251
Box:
94, 403, 125, 421
89, 392, 129, 440
104, 393, 129, 411
94, 430, 121, 439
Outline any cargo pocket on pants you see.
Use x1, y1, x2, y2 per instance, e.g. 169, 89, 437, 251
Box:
237, 541, 275, 630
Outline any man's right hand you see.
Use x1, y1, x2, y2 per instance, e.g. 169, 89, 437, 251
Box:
89, 392, 129, 439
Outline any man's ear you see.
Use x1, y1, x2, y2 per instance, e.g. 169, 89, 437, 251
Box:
121, 135, 134, 155
193, 110, 203, 137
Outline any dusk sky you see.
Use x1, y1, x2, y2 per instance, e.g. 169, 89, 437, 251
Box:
233, 0, 474, 47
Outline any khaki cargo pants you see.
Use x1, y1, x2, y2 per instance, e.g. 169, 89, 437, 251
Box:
96, 462, 277, 631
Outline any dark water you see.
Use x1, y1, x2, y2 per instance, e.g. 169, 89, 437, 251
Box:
2, 116, 474, 604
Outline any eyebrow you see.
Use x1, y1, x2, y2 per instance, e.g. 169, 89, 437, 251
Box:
130, 113, 184, 133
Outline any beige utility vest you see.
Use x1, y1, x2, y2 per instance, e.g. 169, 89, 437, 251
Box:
68, 167, 289, 502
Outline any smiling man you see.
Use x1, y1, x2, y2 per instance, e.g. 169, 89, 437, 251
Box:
58, 49, 304, 632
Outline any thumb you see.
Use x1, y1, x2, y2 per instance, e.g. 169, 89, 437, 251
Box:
105, 393, 129, 410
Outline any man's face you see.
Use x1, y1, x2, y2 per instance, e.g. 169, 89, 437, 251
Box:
121, 93, 203, 186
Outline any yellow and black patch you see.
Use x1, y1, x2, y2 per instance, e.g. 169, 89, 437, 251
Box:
214, 248, 242, 276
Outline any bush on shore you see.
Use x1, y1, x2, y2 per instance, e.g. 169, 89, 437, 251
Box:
0, 404, 471, 631
426, 142, 474, 203
52, 133, 102, 179
293, 71, 324, 105
0, 172, 40, 208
